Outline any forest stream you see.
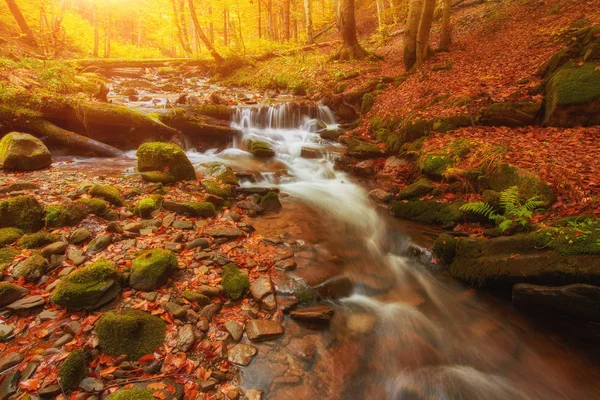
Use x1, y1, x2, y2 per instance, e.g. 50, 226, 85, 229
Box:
49, 83, 600, 399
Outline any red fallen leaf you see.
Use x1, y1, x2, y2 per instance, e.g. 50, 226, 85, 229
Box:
19, 379, 40, 391
165, 385, 176, 394
123, 384, 135, 390
509, 254, 520, 259
153, 392, 166, 400
148, 382, 167, 390
138, 354, 156, 365
100, 366, 117, 376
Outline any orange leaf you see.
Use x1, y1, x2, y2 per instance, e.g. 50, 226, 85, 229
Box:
148, 383, 167, 390
153, 392, 166, 399
19, 379, 40, 391
100, 366, 117, 376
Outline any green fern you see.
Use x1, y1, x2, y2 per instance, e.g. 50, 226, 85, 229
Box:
459, 202, 501, 221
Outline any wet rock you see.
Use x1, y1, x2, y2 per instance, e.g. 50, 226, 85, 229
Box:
300, 147, 322, 159
368, 188, 393, 203
290, 304, 335, 322
513, 283, 600, 321
0, 324, 14, 342
0, 352, 23, 373
245, 389, 264, 400
260, 192, 282, 212
41, 241, 68, 258
250, 276, 274, 301
397, 178, 434, 200
0, 283, 28, 307
12, 253, 46, 282
250, 140, 275, 158
87, 235, 112, 254
346, 313, 377, 334
204, 227, 244, 239
176, 324, 196, 352
227, 344, 257, 366
6, 295, 45, 311
274, 258, 297, 271
164, 302, 187, 318
288, 337, 315, 362
245, 319, 284, 341
236, 201, 263, 213
0, 132, 51, 171
353, 159, 377, 176
39, 384, 62, 398
129, 249, 178, 291
0, 370, 21, 399
70, 227, 91, 244
224, 321, 244, 341
203, 162, 239, 186
186, 238, 209, 250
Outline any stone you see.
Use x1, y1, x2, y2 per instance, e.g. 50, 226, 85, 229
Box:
164, 242, 184, 252
0, 324, 14, 341
290, 304, 335, 322
70, 228, 91, 244
0, 195, 45, 232
0, 283, 28, 307
204, 227, 244, 239
106, 221, 124, 233
54, 333, 73, 347
198, 285, 221, 297
67, 247, 87, 266
129, 249, 178, 291
6, 295, 45, 310
250, 140, 275, 158
87, 235, 112, 254
199, 302, 221, 321
274, 258, 297, 271
136, 142, 196, 181
173, 220, 193, 230
41, 241, 68, 258
0, 352, 23, 373
39, 384, 62, 398
245, 319, 284, 341
353, 159, 376, 176
397, 178, 434, 200
245, 389, 264, 400
227, 344, 257, 366
250, 276, 274, 301
38, 310, 58, 321
163, 201, 216, 218
288, 337, 315, 362
224, 321, 243, 341
79, 377, 104, 393
176, 324, 196, 352
186, 238, 210, 250
346, 313, 377, 334
368, 188, 393, 203
0, 132, 51, 171
260, 192, 282, 212
236, 201, 263, 213
123, 222, 143, 232
21, 362, 38, 380
12, 253, 46, 282
202, 162, 239, 185
0, 370, 21, 399
300, 147, 321, 159
64, 321, 81, 335
200, 378, 219, 392
164, 302, 187, 318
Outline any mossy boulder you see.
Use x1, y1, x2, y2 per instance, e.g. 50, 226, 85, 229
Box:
135, 195, 163, 218
12, 253, 46, 282
391, 200, 464, 227
0, 132, 51, 171
0, 228, 23, 247
479, 102, 541, 127
108, 388, 155, 400
401, 119, 433, 143
203, 181, 233, 198
361, 93, 375, 114
181, 290, 211, 305
136, 142, 196, 181
202, 162, 239, 186
222, 263, 250, 300
51, 259, 121, 310
534, 221, 600, 256
486, 164, 554, 206
0, 195, 45, 232
77, 198, 108, 216
432, 234, 458, 266
347, 142, 382, 159
397, 178, 434, 200
89, 185, 122, 206
544, 61, 600, 127
129, 249, 177, 291
95, 309, 167, 360
162, 201, 216, 218
58, 350, 87, 392
432, 115, 471, 133
419, 154, 454, 178
0, 248, 18, 272
0, 282, 28, 307
17, 231, 60, 249
260, 191, 282, 212
139, 171, 175, 184
45, 202, 88, 228
251, 140, 275, 158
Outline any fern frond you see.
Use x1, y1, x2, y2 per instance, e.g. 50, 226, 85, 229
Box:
499, 186, 520, 213
499, 219, 515, 232
460, 202, 501, 221
523, 199, 545, 210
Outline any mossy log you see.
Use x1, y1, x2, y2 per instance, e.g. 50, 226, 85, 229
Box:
0, 107, 123, 157
159, 111, 240, 143
68, 58, 212, 69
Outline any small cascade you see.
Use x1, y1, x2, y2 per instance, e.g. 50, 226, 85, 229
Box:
232, 102, 337, 131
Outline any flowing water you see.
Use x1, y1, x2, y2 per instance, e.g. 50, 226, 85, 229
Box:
55, 101, 600, 399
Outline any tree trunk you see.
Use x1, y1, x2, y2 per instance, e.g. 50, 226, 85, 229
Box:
93, 4, 99, 57
416, 0, 436, 66
4, 0, 38, 47
283, 0, 290, 41
179, 0, 192, 52
258, 0, 262, 39
171, 0, 192, 55
223, 7, 228, 46
403, 0, 423, 70
336, 0, 366, 60
389, 0, 398, 25
304, 0, 313, 44
209, 5, 214, 44
188, 0, 224, 62
438, 0, 452, 51
376, 0, 383, 30
52, 0, 68, 53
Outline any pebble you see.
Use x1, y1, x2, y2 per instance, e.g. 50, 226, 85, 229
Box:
227, 344, 257, 366
38, 310, 58, 321
224, 321, 244, 341
186, 238, 210, 250
41, 241, 68, 258
176, 324, 196, 352
79, 377, 104, 392
164, 302, 187, 318
0, 370, 21, 399
0, 352, 23, 373
64, 320, 81, 335
0, 324, 14, 341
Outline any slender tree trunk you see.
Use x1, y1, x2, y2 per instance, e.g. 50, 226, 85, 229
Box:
188, 0, 224, 62
4, 0, 38, 47
283, 0, 290, 41
209, 5, 214, 44
171, 0, 192, 55
258, 0, 262, 39
402, 0, 423, 70
438, 0, 452, 51
223, 7, 228, 46
389, 0, 398, 25
93, 4, 99, 57
416, 0, 436, 66
336, 0, 366, 60
179, 0, 192, 52
376, 0, 383, 30
237, 8, 246, 55
304, 0, 313, 44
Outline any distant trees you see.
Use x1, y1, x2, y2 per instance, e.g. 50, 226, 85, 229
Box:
438, 0, 452, 51
188, 0, 224, 62
4, 0, 37, 47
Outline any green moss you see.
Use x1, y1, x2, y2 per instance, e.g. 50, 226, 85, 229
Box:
397, 178, 434, 200
17, 231, 60, 249
12, 252, 46, 282
136, 142, 196, 182
203, 162, 239, 185
0, 282, 25, 306
51, 259, 121, 310
90, 185, 123, 206
348, 142, 382, 159
58, 350, 87, 392
432, 234, 458, 266
260, 191, 282, 211
293, 283, 316, 305
135, 195, 163, 218
140, 171, 175, 184
221, 263, 249, 300
194, 104, 233, 120
391, 200, 464, 227
203, 181, 233, 198
95, 309, 166, 360
361, 93, 375, 114
45, 202, 88, 227
251, 140, 275, 158
181, 290, 210, 305
129, 249, 177, 291
420, 154, 454, 177
547, 62, 600, 106
187, 202, 217, 218
0, 195, 45, 232
534, 221, 600, 256
77, 198, 109, 216
0, 248, 18, 267
0, 227, 23, 247
108, 388, 155, 400
486, 164, 555, 206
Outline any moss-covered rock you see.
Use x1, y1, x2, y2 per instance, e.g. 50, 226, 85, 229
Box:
222, 263, 249, 300
58, 350, 87, 392
136, 142, 196, 181
479, 102, 541, 127
361, 93, 375, 114
135, 195, 163, 218
251, 140, 275, 158
432, 234, 458, 266
139, 171, 175, 184
534, 221, 600, 256
0, 248, 18, 272
202, 181, 233, 198
431, 115, 471, 133
419, 154, 454, 178
129, 249, 177, 291
0, 282, 28, 307
12, 253, 46, 282
397, 178, 434, 200
108, 388, 155, 400
17, 231, 60, 249
347, 142, 382, 159
544, 61, 600, 127
260, 191, 282, 212
163, 201, 216, 218
0, 195, 45, 232
0, 132, 51, 171
202, 162, 239, 186
401, 119, 433, 143
89, 185, 123, 206
45, 202, 88, 228
95, 309, 166, 360
51, 259, 121, 310
194, 104, 233, 120
181, 290, 211, 305
391, 200, 464, 227
77, 198, 108, 216
486, 163, 554, 206
0, 228, 23, 247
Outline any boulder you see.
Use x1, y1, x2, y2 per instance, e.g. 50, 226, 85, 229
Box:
58, 350, 87, 392
129, 249, 178, 291
202, 162, 239, 185
251, 140, 275, 158
0, 227, 23, 247
0, 283, 28, 307
87, 235, 112, 254
95, 309, 166, 360
485, 163, 554, 206
203, 181, 233, 198
245, 319, 284, 341
45, 202, 88, 227
163, 201, 216, 218
544, 61, 600, 127
137, 142, 196, 181
0, 132, 51, 171
260, 191, 282, 212
346, 141, 382, 159
221, 264, 249, 300
391, 200, 464, 228
0, 248, 17, 272
89, 185, 122, 206
135, 195, 162, 218
0, 195, 45, 232
479, 102, 541, 127
397, 178, 434, 200
12, 253, 46, 282
51, 259, 121, 310
17, 231, 60, 248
